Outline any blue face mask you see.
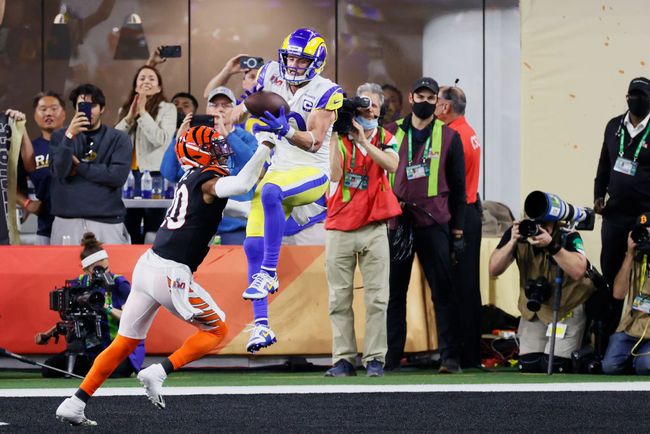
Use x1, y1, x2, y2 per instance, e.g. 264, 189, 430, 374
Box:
355, 115, 378, 131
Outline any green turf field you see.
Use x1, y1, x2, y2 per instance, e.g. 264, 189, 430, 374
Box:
0, 368, 646, 389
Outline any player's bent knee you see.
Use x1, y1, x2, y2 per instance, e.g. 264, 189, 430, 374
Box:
207, 320, 228, 338
260, 183, 283, 204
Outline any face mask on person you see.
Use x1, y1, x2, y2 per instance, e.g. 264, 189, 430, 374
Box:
412, 101, 436, 119
628, 96, 650, 118
355, 115, 378, 131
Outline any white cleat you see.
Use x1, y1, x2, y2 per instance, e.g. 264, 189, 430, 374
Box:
137, 363, 167, 409
242, 272, 280, 300
245, 323, 278, 353
56, 396, 97, 426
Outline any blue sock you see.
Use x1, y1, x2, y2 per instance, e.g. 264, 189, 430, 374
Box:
243, 237, 264, 284
252, 299, 269, 326
244, 236, 268, 326
260, 183, 286, 274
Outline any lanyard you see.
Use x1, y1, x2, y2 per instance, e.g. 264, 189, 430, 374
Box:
407, 128, 431, 165
619, 124, 650, 162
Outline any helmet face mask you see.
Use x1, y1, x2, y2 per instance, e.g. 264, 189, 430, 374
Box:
278, 28, 327, 85
175, 126, 232, 172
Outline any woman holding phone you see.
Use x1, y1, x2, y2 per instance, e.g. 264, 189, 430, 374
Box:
116, 65, 176, 244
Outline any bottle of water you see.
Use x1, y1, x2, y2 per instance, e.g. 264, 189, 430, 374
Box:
141, 170, 153, 199
152, 174, 163, 199
122, 171, 135, 199
163, 178, 175, 199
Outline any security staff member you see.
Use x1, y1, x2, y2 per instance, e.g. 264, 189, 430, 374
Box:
385, 77, 466, 373
594, 77, 650, 334
435, 85, 482, 368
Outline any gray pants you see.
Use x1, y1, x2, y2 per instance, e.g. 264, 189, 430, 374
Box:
51, 217, 131, 245
325, 223, 389, 367
518, 304, 586, 359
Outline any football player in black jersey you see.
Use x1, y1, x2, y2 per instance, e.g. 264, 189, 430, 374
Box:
56, 126, 273, 426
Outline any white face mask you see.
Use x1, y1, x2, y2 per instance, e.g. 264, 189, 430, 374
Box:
355, 115, 378, 131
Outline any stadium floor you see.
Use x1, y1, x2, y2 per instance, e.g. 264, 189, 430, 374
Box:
0, 369, 648, 432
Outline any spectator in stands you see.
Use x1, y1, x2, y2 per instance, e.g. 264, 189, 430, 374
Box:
435, 85, 483, 368
489, 218, 595, 373
602, 218, 650, 375
116, 65, 176, 244
49, 83, 132, 244
171, 92, 198, 117
35, 232, 144, 377
161, 86, 257, 245
324, 83, 401, 377
16, 91, 67, 244
384, 77, 466, 373
203, 54, 260, 102
382, 84, 403, 123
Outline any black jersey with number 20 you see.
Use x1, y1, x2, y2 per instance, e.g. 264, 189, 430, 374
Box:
153, 166, 228, 272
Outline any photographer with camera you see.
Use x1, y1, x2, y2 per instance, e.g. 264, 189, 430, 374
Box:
489, 194, 596, 373
36, 232, 144, 378
601, 214, 650, 375
324, 83, 401, 377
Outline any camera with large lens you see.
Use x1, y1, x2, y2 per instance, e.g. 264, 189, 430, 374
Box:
524, 191, 595, 231
519, 219, 541, 238
333, 96, 371, 135
524, 276, 552, 312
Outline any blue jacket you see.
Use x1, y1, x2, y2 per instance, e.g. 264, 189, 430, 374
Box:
160, 127, 257, 233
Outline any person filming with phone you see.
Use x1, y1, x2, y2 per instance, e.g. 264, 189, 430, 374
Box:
49, 84, 133, 245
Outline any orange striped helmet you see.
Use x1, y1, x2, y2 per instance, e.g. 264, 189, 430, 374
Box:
175, 126, 232, 170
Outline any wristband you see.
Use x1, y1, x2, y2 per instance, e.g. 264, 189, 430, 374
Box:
546, 241, 562, 255
105, 305, 113, 315
65, 131, 74, 140
21, 198, 31, 209
285, 126, 296, 139
241, 103, 248, 113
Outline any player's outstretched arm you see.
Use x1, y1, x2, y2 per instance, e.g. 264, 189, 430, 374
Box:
202, 141, 274, 199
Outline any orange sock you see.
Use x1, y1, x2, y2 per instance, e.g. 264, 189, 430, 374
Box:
168, 322, 228, 370
79, 334, 140, 396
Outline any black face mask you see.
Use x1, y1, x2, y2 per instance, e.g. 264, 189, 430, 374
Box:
412, 101, 436, 119
628, 96, 650, 118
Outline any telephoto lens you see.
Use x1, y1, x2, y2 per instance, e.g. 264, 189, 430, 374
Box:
631, 224, 650, 245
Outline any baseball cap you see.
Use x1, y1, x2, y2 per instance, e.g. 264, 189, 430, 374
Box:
411, 77, 439, 94
628, 77, 650, 98
207, 86, 236, 104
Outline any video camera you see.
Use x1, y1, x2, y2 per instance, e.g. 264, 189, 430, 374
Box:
333, 96, 371, 135
519, 191, 595, 238
47, 266, 114, 355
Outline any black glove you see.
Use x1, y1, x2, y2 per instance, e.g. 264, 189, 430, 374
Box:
451, 234, 465, 265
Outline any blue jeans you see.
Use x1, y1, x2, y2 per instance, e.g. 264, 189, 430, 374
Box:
602, 331, 650, 375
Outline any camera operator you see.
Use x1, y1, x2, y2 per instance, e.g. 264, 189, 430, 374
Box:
489, 220, 595, 373
601, 217, 650, 375
35, 232, 145, 378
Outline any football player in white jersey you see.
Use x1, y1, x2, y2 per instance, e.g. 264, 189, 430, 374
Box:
240, 28, 343, 353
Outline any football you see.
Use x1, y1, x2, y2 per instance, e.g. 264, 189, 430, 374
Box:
244, 91, 290, 118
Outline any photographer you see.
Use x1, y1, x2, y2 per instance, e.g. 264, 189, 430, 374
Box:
601, 217, 650, 375
324, 83, 401, 377
489, 219, 594, 373
35, 233, 144, 378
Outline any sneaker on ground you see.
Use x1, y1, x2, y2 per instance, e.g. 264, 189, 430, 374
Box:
439, 358, 463, 374
324, 359, 357, 377
137, 363, 167, 409
245, 323, 277, 353
242, 272, 279, 300
56, 396, 97, 426
365, 359, 384, 377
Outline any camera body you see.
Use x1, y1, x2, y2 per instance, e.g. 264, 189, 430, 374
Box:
524, 276, 552, 312
631, 224, 650, 255
48, 267, 115, 354
333, 96, 372, 135
239, 56, 264, 70
519, 219, 541, 238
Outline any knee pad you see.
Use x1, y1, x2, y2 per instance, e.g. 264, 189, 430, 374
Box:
518, 352, 544, 373
260, 183, 283, 205
541, 354, 573, 373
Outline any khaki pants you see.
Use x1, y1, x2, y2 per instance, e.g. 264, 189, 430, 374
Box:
518, 304, 586, 359
325, 223, 389, 367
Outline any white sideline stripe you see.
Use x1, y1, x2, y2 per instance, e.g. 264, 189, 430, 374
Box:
0, 382, 649, 397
